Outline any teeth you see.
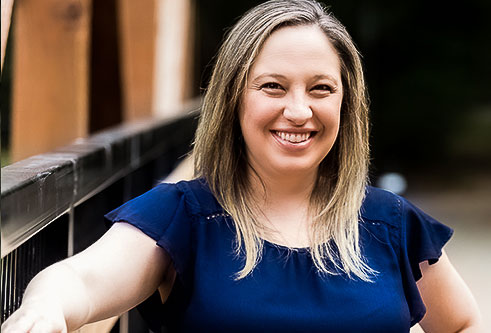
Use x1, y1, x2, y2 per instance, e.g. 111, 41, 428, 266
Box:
275, 131, 311, 143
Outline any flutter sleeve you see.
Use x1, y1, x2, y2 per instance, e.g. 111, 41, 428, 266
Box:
104, 182, 193, 278
399, 196, 454, 326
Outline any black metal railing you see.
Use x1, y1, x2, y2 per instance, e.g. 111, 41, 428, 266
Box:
1, 101, 200, 332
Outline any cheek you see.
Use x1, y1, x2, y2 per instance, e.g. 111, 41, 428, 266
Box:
240, 95, 278, 132
318, 102, 341, 131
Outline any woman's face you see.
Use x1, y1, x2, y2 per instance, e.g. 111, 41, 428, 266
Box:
239, 25, 343, 180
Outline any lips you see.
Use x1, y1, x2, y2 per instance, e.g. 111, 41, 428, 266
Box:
273, 130, 316, 144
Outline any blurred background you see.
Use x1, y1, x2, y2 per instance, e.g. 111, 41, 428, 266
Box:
1, 0, 490, 330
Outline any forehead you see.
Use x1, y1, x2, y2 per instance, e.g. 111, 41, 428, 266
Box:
249, 25, 341, 80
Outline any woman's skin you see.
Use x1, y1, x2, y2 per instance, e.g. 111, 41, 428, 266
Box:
1, 25, 483, 333
1, 223, 172, 332
418, 253, 482, 332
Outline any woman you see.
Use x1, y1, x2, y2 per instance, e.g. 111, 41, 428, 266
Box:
1, 0, 482, 332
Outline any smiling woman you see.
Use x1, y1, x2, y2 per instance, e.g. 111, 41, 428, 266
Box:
240, 25, 342, 182
193, 0, 373, 282
1, 0, 483, 332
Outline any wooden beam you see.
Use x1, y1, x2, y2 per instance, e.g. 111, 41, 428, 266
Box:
153, 0, 195, 117
11, 0, 91, 162
1, 0, 14, 72
118, 0, 157, 121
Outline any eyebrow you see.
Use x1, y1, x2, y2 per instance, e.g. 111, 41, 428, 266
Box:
251, 73, 340, 85
311, 74, 339, 83
250, 73, 287, 83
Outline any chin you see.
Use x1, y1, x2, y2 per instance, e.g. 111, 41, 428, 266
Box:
273, 161, 320, 176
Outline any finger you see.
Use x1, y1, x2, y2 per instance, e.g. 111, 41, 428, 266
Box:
1, 312, 35, 333
29, 320, 64, 333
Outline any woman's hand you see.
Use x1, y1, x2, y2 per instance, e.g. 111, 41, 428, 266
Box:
1, 300, 67, 333
1, 222, 172, 332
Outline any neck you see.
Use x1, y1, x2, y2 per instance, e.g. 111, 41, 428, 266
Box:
246, 167, 317, 248
247, 166, 317, 207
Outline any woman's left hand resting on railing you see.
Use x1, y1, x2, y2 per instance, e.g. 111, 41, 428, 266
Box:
1, 222, 173, 332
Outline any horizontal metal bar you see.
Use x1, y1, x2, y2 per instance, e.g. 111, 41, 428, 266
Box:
1, 101, 200, 257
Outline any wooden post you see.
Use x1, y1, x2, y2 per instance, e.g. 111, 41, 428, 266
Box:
153, 0, 195, 117
88, 0, 122, 133
11, 0, 91, 162
1, 0, 14, 72
118, 0, 157, 121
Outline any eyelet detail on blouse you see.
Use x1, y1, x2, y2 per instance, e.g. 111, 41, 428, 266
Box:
205, 212, 230, 220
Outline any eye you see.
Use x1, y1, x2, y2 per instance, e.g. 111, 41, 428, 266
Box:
311, 84, 333, 93
261, 82, 283, 90
259, 82, 285, 96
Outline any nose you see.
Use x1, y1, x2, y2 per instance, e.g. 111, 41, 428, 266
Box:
283, 93, 313, 125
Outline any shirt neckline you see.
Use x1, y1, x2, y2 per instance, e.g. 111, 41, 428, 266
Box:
262, 238, 311, 253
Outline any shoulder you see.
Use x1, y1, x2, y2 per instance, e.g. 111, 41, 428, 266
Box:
360, 186, 452, 240
167, 178, 224, 217
360, 185, 431, 230
360, 185, 404, 228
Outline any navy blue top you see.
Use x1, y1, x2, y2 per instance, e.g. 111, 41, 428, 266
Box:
104, 178, 453, 332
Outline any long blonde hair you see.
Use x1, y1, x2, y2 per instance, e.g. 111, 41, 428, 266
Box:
194, 0, 374, 281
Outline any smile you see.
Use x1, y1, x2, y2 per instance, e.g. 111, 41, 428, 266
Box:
273, 131, 314, 144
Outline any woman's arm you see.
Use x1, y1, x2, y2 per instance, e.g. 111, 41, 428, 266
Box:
1, 222, 173, 332
417, 250, 483, 332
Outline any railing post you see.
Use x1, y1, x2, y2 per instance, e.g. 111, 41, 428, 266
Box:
119, 312, 129, 333
68, 206, 75, 257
